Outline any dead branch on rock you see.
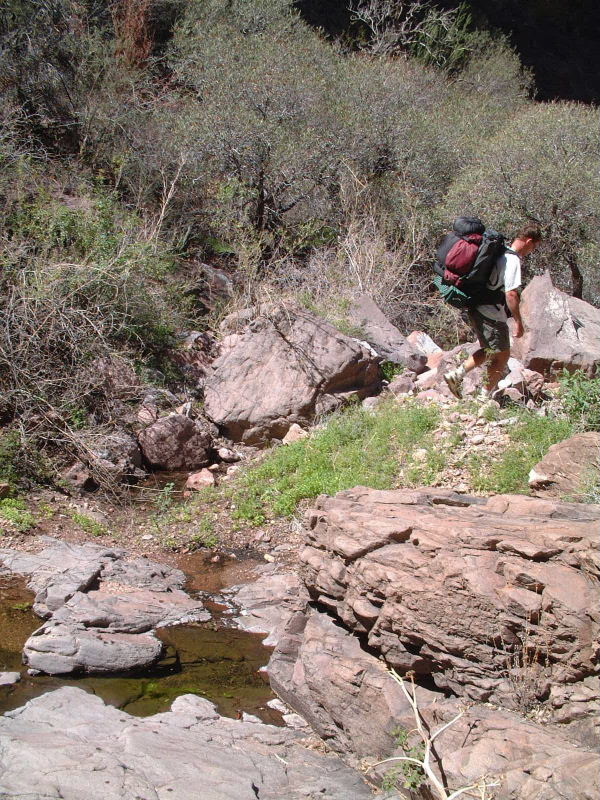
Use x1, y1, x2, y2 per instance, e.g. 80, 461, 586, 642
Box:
368, 669, 499, 799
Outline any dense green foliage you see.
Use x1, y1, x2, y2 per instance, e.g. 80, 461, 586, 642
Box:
1, 0, 598, 490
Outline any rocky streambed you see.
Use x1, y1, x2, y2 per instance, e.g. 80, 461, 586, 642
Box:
1, 485, 599, 800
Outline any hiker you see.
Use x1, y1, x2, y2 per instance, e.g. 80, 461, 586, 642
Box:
443, 222, 542, 400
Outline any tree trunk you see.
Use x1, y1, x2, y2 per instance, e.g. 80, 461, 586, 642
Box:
567, 256, 583, 298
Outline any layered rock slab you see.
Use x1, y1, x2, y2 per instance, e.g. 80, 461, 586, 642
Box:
299, 488, 599, 711
0, 687, 372, 800
204, 304, 381, 444
269, 607, 598, 800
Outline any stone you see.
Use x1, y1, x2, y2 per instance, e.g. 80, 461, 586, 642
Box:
0, 540, 209, 676
217, 447, 239, 462
0, 671, 20, 685
185, 469, 216, 490
510, 271, 600, 377
386, 370, 416, 395
529, 432, 600, 500
269, 607, 599, 799
282, 423, 309, 444
299, 487, 599, 712
204, 305, 381, 445
168, 330, 219, 389
406, 330, 442, 355
345, 295, 428, 373
226, 566, 308, 647
138, 414, 213, 470
0, 687, 372, 800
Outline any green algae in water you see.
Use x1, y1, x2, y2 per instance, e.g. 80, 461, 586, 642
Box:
0, 576, 39, 672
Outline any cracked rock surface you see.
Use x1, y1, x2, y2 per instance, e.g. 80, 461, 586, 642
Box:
299, 487, 599, 712
0, 687, 373, 800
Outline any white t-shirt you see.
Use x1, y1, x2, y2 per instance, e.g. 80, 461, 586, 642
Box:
476, 250, 521, 321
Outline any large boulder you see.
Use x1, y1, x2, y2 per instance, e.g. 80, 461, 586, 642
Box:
203, 305, 382, 445
269, 607, 599, 800
0, 687, 373, 800
299, 487, 599, 713
510, 271, 600, 377
529, 431, 600, 499
346, 295, 428, 373
138, 413, 213, 470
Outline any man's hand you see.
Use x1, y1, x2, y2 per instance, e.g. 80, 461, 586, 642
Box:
513, 320, 524, 338
505, 289, 523, 338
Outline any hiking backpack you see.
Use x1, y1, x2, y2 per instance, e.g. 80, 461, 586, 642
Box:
433, 216, 508, 308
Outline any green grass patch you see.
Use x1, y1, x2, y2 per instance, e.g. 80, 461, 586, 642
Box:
0, 497, 37, 532
558, 369, 600, 432
468, 412, 574, 494
230, 400, 440, 524
69, 511, 108, 537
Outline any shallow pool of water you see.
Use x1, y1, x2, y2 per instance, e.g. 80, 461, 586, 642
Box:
0, 568, 280, 723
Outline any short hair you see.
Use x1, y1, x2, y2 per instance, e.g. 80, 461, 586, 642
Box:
516, 222, 542, 241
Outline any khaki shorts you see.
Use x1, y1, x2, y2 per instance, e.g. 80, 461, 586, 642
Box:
468, 308, 510, 353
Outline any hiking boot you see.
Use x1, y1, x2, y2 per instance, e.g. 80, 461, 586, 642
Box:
443, 369, 463, 399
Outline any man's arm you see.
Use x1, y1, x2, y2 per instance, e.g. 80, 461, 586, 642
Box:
506, 289, 523, 337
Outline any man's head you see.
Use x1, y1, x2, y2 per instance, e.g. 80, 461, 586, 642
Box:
513, 222, 542, 256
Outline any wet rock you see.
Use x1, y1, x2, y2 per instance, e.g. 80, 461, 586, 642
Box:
204, 304, 381, 445
226, 565, 308, 647
24, 621, 163, 675
0, 672, 20, 685
0, 540, 210, 676
0, 687, 372, 800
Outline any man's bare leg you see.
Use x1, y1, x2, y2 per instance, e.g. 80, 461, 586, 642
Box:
484, 349, 510, 393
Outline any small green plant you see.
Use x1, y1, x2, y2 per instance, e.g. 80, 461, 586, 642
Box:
69, 511, 107, 537
11, 601, 33, 611
191, 516, 219, 549
380, 361, 405, 382
156, 482, 177, 513
0, 497, 37, 532
558, 369, 600, 432
369, 669, 498, 799
230, 400, 439, 523
390, 726, 426, 790
469, 412, 574, 494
